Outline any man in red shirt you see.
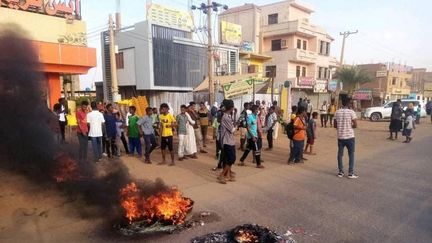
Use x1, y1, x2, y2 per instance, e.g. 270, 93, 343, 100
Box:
76, 101, 89, 163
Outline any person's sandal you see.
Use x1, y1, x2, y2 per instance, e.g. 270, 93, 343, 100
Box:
217, 176, 227, 184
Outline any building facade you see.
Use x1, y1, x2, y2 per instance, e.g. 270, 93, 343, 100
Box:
219, 0, 338, 116
103, 20, 238, 109
0, 0, 96, 108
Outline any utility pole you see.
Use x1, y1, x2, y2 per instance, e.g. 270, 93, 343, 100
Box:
109, 14, 119, 102
339, 30, 358, 66
192, 2, 228, 104
207, 0, 214, 105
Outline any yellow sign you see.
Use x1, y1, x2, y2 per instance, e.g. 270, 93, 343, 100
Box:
147, 3, 193, 32
220, 21, 242, 45
223, 78, 267, 99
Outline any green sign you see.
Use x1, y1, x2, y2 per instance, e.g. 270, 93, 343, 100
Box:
223, 78, 267, 99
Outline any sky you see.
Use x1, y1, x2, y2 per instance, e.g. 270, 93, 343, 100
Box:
80, 0, 432, 90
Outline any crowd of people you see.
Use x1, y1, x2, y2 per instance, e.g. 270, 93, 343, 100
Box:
52, 95, 366, 184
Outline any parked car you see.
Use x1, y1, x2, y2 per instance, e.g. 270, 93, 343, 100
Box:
363, 99, 427, 122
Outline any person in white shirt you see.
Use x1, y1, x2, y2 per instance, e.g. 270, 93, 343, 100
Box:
87, 102, 105, 162
58, 98, 67, 142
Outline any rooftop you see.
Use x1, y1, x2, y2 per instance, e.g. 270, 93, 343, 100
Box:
219, 3, 260, 16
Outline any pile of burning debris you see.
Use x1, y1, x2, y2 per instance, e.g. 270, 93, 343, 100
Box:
191, 224, 296, 243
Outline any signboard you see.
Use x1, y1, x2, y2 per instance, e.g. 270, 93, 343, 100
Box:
240, 41, 255, 53
298, 77, 314, 87
223, 78, 267, 99
386, 62, 413, 73
353, 90, 372, 100
314, 80, 328, 93
1, 0, 81, 20
220, 21, 242, 45
147, 3, 193, 32
376, 70, 387, 77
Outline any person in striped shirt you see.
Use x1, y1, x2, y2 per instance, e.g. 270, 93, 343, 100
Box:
334, 97, 358, 179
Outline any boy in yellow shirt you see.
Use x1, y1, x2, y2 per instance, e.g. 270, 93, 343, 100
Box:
159, 103, 177, 166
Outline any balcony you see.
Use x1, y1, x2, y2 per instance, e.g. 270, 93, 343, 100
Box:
267, 48, 317, 64
262, 19, 325, 38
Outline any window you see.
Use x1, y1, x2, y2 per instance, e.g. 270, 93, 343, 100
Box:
325, 68, 329, 79
326, 42, 330, 55
319, 41, 325, 54
297, 39, 302, 49
248, 65, 258, 74
115, 52, 124, 69
400, 80, 403, 87
296, 66, 301, 77
302, 40, 307, 50
318, 67, 322, 79
268, 14, 278, 25
384, 102, 394, 108
302, 67, 307, 77
271, 39, 282, 51
266, 66, 277, 78
392, 78, 397, 85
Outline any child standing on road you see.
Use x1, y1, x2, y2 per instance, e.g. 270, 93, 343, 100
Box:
304, 112, 318, 155
403, 112, 414, 143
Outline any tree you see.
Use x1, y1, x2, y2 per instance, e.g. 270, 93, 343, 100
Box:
334, 66, 373, 93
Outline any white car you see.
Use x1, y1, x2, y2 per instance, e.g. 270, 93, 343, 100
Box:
364, 99, 427, 122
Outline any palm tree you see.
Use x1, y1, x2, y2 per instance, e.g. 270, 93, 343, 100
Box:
334, 66, 373, 93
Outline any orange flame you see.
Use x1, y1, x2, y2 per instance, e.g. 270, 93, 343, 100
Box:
53, 154, 81, 182
235, 229, 259, 243
120, 182, 193, 225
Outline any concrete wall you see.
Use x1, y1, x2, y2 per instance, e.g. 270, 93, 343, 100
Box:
261, 1, 291, 26
117, 48, 137, 86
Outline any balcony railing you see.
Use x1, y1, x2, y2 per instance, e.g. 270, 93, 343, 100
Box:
262, 19, 324, 38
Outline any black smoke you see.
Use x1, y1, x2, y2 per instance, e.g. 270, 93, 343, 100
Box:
0, 25, 168, 224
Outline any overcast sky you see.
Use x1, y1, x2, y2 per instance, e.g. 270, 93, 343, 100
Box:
80, 0, 432, 89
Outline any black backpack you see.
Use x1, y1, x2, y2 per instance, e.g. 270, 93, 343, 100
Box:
286, 122, 296, 140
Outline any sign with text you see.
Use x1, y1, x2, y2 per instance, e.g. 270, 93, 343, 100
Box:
298, 77, 314, 87
376, 70, 387, 77
147, 3, 193, 32
314, 80, 328, 93
220, 21, 242, 45
1, 0, 81, 20
223, 77, 267, 99
353, 90, 372, 100
240, 41, 255, 53
328, 79, 338, 92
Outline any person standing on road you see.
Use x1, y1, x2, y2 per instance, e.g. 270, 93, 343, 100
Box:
159, 103, 176, 166
307, 99, 313, 121
57, 98, 68, 143
402, 110, 414, 143
87, 102, 105, 163
239, 105, 264, 168
218, 99, 237, 184
189, 102, 207, 154
265, 106, 278, 150
320, 101, 329, 127
138, 107, 157, 163
388, 99, 403, 140
304, 112, 318, 155
334, 97, 358, 179
198, 102, 210, 148
76, 100, 89, 163
104, 104, 119, 158
127, 106, 142, 158
288, 107, 307, 164
328, 102, 336, 126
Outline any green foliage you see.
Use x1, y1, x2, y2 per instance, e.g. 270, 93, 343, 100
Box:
335, 66, 373, 93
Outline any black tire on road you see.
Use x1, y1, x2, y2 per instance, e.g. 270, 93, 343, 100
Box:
370, 113, 381, 122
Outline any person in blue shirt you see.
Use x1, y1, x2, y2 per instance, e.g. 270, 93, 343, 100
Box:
104, 104, 119, 158
239, 105, 264, 168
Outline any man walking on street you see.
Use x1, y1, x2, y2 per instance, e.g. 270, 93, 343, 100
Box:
159, 103, 176, 166
127, 106, 142, 158
138, 107, 157, 163
87, 102, 105, 162
104, 104, 119, 158
198, 102, 210, 147
76, 101, 89, 163
334, 97, 358, 179
288, 107, 307, 164
239, 105, 264, 168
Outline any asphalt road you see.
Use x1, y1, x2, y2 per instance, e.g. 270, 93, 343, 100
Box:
0, 121, 431, 243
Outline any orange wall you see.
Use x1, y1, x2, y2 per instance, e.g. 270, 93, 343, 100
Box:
47, 73, 61, 109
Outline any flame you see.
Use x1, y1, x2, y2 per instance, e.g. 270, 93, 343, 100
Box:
235, 229, 259, 243
53, 154, 81, 182
120, 182, 193, 225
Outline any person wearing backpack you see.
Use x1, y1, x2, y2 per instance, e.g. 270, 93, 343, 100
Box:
237, 102, 251, 151
288, 107, 307, 164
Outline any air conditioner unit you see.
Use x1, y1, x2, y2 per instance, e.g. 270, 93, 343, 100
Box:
281, 40, 288, 49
